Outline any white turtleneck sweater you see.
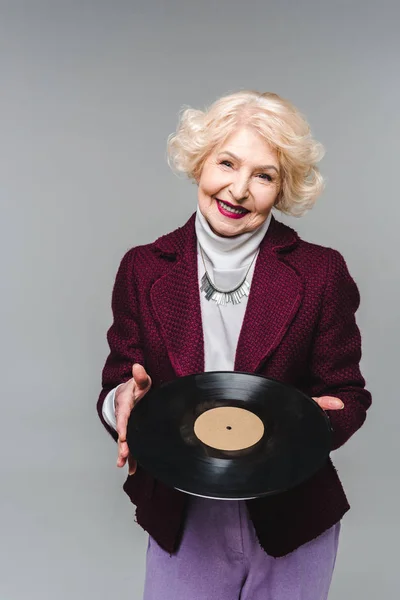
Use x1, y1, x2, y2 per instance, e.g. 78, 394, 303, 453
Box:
102, 207, 272, 430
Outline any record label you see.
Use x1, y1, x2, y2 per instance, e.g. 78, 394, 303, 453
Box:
194, 406, 265, 451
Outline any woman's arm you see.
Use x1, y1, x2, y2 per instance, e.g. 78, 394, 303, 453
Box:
97, 248, 146, 443
308, 248, 372, 450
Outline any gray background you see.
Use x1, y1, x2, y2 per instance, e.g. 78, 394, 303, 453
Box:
1, 1, 398, 598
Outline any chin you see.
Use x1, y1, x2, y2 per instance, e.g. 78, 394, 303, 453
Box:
208, 220, 247, 238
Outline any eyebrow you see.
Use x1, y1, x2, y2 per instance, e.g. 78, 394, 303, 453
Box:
217, 150, 280, 174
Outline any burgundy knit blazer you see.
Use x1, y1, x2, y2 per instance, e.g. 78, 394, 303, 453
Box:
97, 212, 371, 557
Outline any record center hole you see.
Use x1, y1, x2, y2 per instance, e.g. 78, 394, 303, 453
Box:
226, 426, 232, 430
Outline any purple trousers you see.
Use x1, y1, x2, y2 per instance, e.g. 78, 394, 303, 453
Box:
143, 496, 340, 600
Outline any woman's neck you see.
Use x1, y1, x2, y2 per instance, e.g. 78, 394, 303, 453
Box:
195, 205, 272, 270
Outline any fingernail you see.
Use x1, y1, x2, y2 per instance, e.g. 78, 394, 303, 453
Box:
329, 400, 344, 409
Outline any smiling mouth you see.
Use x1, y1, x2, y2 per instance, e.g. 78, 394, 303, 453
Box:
216, 199, 250, 215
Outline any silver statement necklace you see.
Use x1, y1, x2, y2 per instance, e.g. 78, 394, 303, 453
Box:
199, 245, 258, 306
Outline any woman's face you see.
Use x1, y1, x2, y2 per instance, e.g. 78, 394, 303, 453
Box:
197, 126, 281, 237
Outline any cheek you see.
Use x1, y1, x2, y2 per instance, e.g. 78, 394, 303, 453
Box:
200, 181, 216, 197
199, 170, 227, 197
253, 187, 279, 212
198, 177, 216, 210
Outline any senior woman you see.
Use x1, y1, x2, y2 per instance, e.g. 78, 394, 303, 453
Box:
97, 91, 371, 600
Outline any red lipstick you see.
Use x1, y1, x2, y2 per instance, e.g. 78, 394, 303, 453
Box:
216, 198, 249, 220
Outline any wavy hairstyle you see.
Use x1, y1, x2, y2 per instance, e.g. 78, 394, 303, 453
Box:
167, 91, 325, 216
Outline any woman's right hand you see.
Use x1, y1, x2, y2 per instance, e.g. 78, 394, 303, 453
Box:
115, 363, 152, 475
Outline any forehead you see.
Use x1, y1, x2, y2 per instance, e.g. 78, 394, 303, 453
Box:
214, 126, 279, 166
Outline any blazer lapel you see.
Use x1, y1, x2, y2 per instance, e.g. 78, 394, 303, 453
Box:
234, 217, 303, 373
150, 214, 205, 377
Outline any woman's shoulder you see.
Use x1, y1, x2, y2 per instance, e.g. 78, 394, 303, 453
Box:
116, 213, 196, 270
271, 217, 340, 258
273, 218, 353, 283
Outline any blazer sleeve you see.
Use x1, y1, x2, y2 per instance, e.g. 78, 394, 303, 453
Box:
96, 248, 145, 442
308, 248, 372, 451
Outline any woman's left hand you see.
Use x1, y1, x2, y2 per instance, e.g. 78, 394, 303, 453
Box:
312, 396, 344, 410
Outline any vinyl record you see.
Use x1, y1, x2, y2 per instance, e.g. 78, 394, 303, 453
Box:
126, 372, 332, 500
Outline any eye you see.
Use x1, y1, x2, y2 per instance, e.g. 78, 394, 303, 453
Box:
220, 160, 233, 168
257, 173, 273, 182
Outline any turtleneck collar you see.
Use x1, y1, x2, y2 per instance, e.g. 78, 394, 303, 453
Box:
195, 205, 272, 270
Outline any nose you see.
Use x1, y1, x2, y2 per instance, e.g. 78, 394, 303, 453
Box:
229, 172, 250, 202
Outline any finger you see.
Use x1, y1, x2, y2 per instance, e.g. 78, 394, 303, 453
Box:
132, 363, 151, 390
117, 454, 126, 468
127, 454, 137, 476
116, 409, 130, 442
117, 440, 130, 467
118, 439, 130, 459
313, 396, 343, 410
313, 396, 344, 410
